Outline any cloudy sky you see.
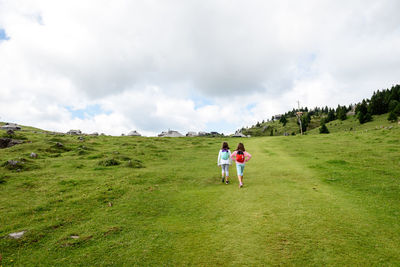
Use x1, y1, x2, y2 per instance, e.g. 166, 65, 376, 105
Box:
1, 0, 399, 136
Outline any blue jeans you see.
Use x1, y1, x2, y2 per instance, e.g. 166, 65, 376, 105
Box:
236, 163, 245, 176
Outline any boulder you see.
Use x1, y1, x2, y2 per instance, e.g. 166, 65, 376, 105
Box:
56, 142, 64, 148
30, 152, 38, 159
8, 231, 26, 239
77, 136, 85, 141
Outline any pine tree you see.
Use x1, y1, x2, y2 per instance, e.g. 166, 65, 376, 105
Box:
388, 100, 399, 112
388, 111, 398, 122
279, 116, 287, 126
394, 103, 400, 115
357, 100, 372, 124
319, 123, 329, 134
326, 109, 336, 122
337, 106, 347, 120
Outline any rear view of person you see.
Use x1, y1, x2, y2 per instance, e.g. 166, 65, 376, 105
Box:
217, 142, 232, 184
231, 142, 252, 188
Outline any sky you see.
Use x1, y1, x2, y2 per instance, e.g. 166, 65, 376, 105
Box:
0, 0, 400, 136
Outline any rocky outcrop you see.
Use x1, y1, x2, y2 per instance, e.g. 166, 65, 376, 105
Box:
3, 159, 25, 170
0, 138, 24, 149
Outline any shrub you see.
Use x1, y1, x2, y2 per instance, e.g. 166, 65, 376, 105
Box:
98, 158, 120, 166
126, 159, 144, 168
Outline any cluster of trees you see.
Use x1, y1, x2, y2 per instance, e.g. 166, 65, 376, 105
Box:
283, 105, 351, 119
238, 84, 400, 135
353, 85, 400, 123
321, 105, 350, 124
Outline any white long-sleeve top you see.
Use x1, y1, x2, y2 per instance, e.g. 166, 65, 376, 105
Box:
217, 149, 232, 165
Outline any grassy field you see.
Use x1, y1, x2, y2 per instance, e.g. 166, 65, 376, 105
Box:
1, 123, 400, 266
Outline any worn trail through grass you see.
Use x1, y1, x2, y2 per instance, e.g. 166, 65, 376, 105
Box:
176, 136, 400, 266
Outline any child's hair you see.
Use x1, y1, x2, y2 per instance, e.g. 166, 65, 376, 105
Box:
221, 142, 229, 150
236, 143, 245, 152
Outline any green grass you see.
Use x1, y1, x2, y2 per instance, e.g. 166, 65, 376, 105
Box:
1, 124, 400, 266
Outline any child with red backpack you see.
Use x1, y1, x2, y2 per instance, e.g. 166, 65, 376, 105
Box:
230, 142, 252, 188
217, 142, 232, 184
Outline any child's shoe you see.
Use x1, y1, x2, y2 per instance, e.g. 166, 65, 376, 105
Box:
239, 183, 243, 188
222, 177, 225, 183
225, 180, 230, 184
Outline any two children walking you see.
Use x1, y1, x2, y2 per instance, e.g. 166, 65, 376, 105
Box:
217, 142, 252, 188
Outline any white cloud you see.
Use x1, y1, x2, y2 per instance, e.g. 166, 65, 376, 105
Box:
0, 0, 400, 135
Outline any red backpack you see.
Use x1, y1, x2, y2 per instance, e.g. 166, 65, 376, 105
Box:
236, 150, 245, 163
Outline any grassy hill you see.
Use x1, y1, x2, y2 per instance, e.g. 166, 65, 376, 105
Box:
242, 113, 398, 136
1, 122, 400, 265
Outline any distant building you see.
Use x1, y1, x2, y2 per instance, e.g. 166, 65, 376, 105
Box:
232, 130, 247, 137
1, 123, 21, 131
158, 130, 184, 137
274, 114, 284, 120
186, 131, 198, 137
232, 132, 247, 137
347, 105, 356, 116
67, 129, 82, 135
198, 131, 208, 136
127, 130, 141, 136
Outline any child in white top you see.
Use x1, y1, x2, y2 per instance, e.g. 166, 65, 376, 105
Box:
217, 142, 232, 184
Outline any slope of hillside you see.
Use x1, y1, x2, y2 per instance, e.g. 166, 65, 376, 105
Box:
1, 125, 400, 265
308, 113, 398, 134
0, 122, 51, 133
242, 113, 398, 136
